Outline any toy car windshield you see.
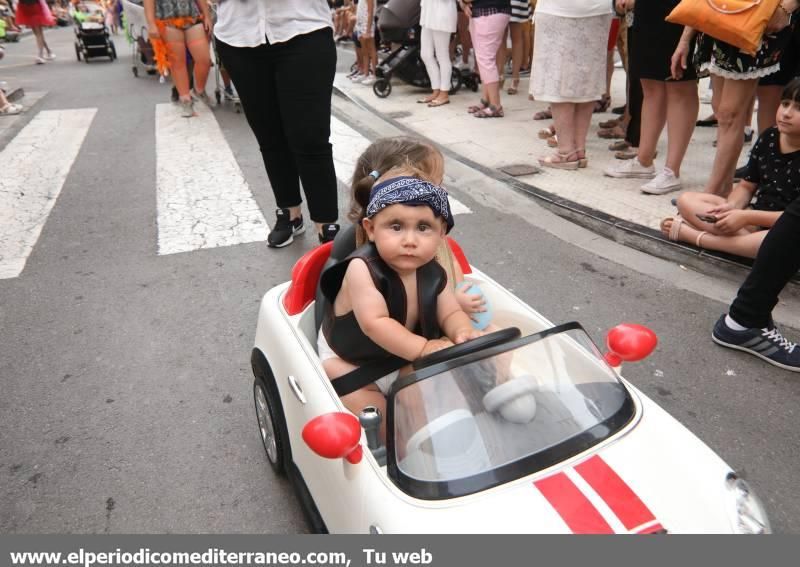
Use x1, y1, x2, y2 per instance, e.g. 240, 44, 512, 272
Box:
386, 322, 635, 500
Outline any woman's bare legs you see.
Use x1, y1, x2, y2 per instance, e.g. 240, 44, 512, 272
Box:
756, 85, 782, 134
31, 26, 51, 59
638, 79, 667, 167
163, 26, 191, 101
661, 217, 767, 258
706, 77, 759, 196
522, 20, 532, 70
508, 22, 524, 91
573, 101, 596, 156
184, 23, 210, 95
550, 102, 577, 155
664, 80, 699, 177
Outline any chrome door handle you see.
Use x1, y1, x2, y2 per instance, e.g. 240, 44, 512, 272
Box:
287, 375, 306, 404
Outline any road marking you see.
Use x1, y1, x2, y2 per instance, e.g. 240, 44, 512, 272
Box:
330, 116, 472, 215
0, 108, 97, 280
155, 103, 268, 255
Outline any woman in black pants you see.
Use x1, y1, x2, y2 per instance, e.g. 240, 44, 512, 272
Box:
214, 0, 339, 247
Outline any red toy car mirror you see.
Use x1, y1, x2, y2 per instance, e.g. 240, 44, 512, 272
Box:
604, 324, 658, 367
302, 412, 363, 464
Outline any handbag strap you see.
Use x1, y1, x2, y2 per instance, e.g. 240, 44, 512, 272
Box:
706, 0, 764, 15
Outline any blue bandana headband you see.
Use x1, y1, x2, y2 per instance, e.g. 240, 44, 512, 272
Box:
366, 176, 454, 233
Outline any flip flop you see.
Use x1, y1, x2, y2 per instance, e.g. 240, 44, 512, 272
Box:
428, 99, 450, 107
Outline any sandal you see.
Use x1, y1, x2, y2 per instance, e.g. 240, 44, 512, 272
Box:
608, 140, 630, 151
539, 150, 580, 170
593, 94, 611, 113
695, 231, 708, 248
537, 125, 556, 139
533, 107, 552, 120
660, 216, 684, 242
576, 148, 588, 169
417, 95, 436, 104
428, 99, 450, 107
507, 79, 519, 95
598, 126, 626, 139
473, 105, 504, 118
0, 102, 22, 116
600, 117, 621, 129
468, 98, 489, 113
615, 148, 638, 160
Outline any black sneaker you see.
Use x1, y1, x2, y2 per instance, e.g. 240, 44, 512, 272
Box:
319, 223, 340, 244
712, 314, 800, 372
268, 208, 304, 248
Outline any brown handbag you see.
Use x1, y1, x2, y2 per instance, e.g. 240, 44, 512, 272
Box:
666, 0, 781, 55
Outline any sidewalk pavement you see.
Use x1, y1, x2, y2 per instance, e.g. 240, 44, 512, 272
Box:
332, 63, 769, 284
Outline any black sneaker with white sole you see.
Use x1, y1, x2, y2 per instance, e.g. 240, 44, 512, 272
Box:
712, 314, 800, 372
318, 223, 340, 244
268, 208, 304, 248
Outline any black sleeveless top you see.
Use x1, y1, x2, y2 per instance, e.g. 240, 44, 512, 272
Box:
319, 243, 447, 366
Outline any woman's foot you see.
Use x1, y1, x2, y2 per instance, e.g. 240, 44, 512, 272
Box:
538, 150, 580, 170
599, 117, 621, 129
43, 51, 56, 61
417, 94, 437, 104
35, 56, 45, 64
593, 94, 611, 113
507, 79, 519, 95
608, 139, 630, 151
537, 125, 556, 139
598, 125, 626, 139
179, 98, 196, 118
533, 107, 552, 120
0, 102, 23, 116
661, 217, 707, 247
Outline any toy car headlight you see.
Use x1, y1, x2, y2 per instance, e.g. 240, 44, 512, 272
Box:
726, 473, 771, 534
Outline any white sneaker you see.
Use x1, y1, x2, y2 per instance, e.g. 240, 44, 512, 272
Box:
360, 74, 376, 86
604, 159, 656, 179
641, 167, 682, 195
35, 56, 45, 64
44, 52, 56, 61
349, 73, 365, 82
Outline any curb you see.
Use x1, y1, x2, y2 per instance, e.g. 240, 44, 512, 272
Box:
332, 83, 797, 288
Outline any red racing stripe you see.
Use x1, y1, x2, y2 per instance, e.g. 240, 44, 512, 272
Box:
574, 455, 657, 532
534, 473, 614, 534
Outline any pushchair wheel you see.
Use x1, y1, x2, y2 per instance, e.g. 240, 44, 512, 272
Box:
109, 41, 117, 61
215, 89, 221, 105
132, 66, 138, 77
373, 78, 391, 98
448, 68, 463, 95
75, 42, 81, 61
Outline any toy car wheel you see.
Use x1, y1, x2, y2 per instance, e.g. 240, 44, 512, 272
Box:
253, 374, 287, 476
373, 78, 391, 98
110, 42, 117, 60
215, 90, 221, 105
132, 66, 138, 77
449, 68, 462, 95
75, 43, 81, 61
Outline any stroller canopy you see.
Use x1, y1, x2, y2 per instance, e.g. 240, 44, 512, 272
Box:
378, 0, 421, 31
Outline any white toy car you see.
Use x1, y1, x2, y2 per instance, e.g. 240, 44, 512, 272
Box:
251, 228, 770, 534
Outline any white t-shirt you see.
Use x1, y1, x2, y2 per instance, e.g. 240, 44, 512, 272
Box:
214, 0, 333, 48
535, 0, 613, 18
420, 0, 457, 33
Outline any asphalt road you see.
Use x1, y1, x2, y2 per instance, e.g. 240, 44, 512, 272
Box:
1, 28, 799, 533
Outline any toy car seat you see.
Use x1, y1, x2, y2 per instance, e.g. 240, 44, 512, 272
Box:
314, 223, 357, 333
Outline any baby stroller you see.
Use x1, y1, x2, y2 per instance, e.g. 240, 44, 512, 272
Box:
122, 0, 157, 77
372, 0, 473, 98
74, 2, 117, 62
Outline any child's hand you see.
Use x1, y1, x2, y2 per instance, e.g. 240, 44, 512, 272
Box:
419, 338, 454, 358
714, 209, 749, 234
455, 284, 486, 320
453, 328, 484, 344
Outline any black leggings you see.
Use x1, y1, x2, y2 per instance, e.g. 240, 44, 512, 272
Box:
729, 199, 800, 329
216, 28, 338, 223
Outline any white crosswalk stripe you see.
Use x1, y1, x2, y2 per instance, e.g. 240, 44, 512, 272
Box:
330, 116, 472, 215
155, 103, 269, 255
0, 108, 97, 280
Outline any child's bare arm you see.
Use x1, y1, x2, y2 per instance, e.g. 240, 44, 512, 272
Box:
346, 260, 429, 360
438, 287, 481, 343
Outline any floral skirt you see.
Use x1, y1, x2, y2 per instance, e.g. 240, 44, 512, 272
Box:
693, 21, 796, 80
